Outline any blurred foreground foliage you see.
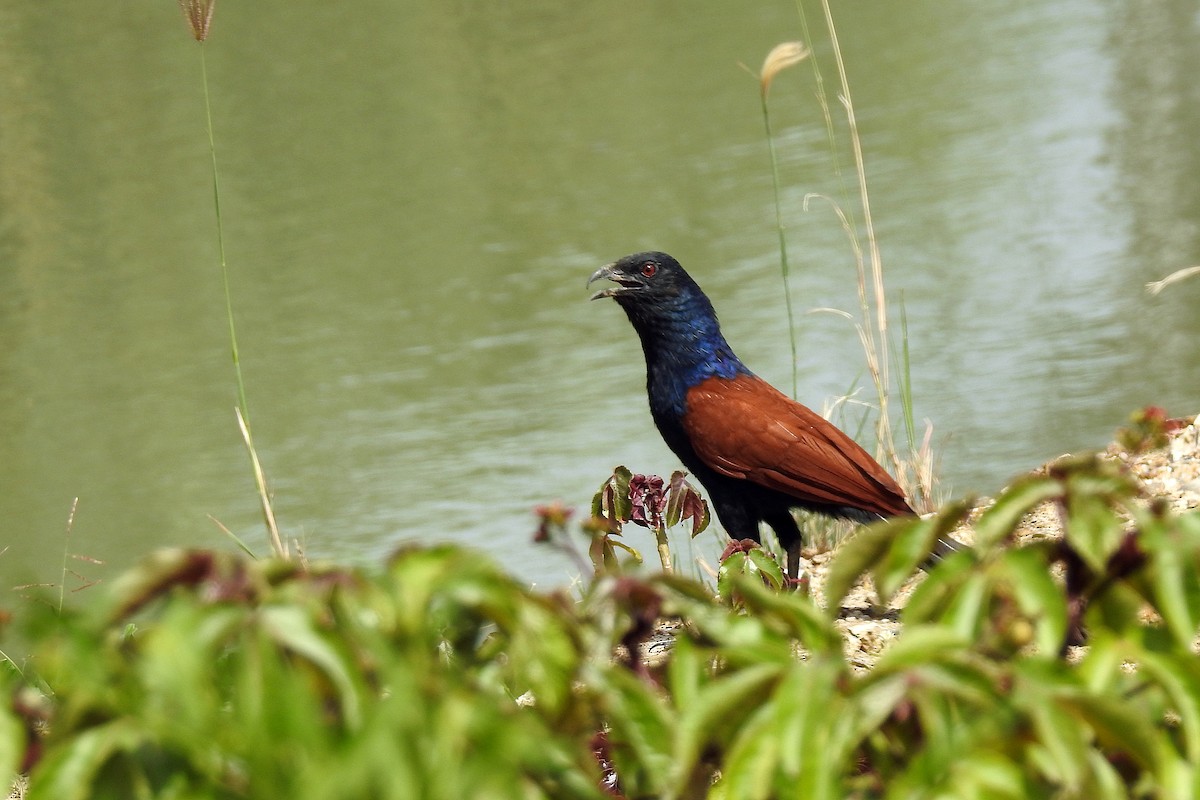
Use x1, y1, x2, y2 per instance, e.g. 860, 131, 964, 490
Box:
3, 455, 1200, 798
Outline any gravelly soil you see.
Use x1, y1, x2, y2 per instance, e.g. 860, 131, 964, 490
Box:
818, 414, 1200, 670
638, 415, 1200, 671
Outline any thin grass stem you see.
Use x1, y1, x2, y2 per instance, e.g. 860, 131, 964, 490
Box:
818, 0, 907, 481
794, 0, 858, 238
195, 42, 285, 557
782, 4, 937, 505
236, 407, 287, 558
760, 96, 801, 398
208, 514, 258, 558
200, 47, 251, 428
757, 43, 810, 400
59, 497, 79, 614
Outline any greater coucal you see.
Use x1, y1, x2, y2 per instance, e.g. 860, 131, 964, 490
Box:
589, 251, 957, 577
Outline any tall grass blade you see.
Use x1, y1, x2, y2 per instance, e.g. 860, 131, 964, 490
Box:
207, 514, 258, 559
758, 42, 810, 399
788, 3, 941, 504
59, 497, 79, 613
816, 0, 906, 481
236, 407, 287, 558
180, 5, 286, 556
197, 48, 253, 432
793, 1, 857, 234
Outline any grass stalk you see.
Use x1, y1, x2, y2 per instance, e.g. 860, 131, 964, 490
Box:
757, 43, 810, 399
1145, 264, 1200, 295
208, 514, 258, 558
59, 497, 79, 614
199, 47, 252, 431
236, 407, 287, 558
762, 2, 939, 507
181, 2, 288, 558
761, 104, 800, 399
794, 1, 857, 230
817, 0, 894, 463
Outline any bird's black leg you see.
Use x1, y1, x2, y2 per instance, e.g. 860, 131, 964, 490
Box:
709, 499, 758, 543
710, 497, 786, 571
762, 509, 804, 581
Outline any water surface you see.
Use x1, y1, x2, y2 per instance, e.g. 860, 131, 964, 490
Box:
2, 1, 1197, 593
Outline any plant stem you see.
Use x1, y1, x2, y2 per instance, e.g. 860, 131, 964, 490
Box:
760, 92, 800, 399
237, 407, 287, 558
654, 525, 673, 574
197, 43, 285, 555
60, 496, 79, 614
200, 46, 251, 428
795, 0, 855, 213
818, 0, 901, 474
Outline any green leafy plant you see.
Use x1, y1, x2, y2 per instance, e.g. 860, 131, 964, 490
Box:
9, 548, 608, 799
1115, 406, 1188, 454
4, 453, 1199, 797
589, 466, 711, 575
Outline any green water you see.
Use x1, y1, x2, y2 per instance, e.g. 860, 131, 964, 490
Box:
2, 1, 1197, 593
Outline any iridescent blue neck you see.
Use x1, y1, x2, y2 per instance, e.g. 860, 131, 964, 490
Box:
618, 283, 750, 418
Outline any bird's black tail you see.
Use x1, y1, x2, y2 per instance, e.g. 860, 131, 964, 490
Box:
931, 536, 965, 560
920, 534, 966, 572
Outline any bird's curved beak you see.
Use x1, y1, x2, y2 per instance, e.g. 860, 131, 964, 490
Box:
587, 263, 641, 300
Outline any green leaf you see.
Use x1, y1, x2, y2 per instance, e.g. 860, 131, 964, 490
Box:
872, 518, 939, 602
902, 548, 975, 623
717, 660, 848, 800
717, 701, 779, 800
671, 663, 784, 793
746, 549, 785, 590
846, 674, 910, 755
1141, 513, 1200, 648
666, 636, 704, 711
824, 516, 903, 609
1059, 693, 1163, 774
1082, 748, 1138, 800
940, 751, 1030, 799
827, 501, 972, 607
780, 662, 851, 799
1026, 694, 1089, 790
1138, 651, 1200, 763
718, 547, 785, 594
731, 575, 841, 655
1002, 547, 1069, 655
592, 466, 633, 530
875, 501, 972, 601
0, 702, 24, 791
599, 669, 675, 795
259, 605, 362, 729
972, 474, 1062, 551
716, 551, 747, 603
1065, 494, 1127, 572
665, 471, 710, 536
868, 627, 974, 678
1073, 630, 1126, 694
937, 572, 990, 641
30, 719, 149, 800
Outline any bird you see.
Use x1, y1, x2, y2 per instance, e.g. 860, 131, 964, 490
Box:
588, 250, 958, 578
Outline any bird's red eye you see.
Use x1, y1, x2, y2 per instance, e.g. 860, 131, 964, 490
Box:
640, 262, 657, 278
